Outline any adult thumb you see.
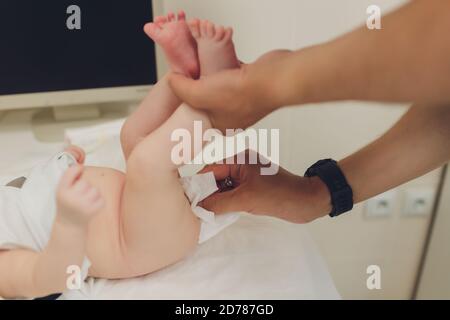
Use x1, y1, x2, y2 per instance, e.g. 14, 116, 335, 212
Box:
200, 189, 245, 214
168, 73, 205, 108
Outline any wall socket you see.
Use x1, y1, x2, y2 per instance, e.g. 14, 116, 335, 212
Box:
366, 190, 397, 218
403, 188, 436, 217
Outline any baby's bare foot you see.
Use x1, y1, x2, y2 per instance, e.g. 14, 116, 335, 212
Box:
189, 19, 240, 76
144, 11, 200, 79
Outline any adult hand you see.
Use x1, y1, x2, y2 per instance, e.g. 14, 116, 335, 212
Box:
200, 151, 331, 224
168, 50, 296, 133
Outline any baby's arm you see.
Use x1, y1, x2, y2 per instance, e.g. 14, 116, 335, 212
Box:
0, 224, 86, 299
0, 165, 104, 299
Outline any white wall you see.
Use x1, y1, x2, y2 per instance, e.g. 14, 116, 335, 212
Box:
161, 0, 442, 299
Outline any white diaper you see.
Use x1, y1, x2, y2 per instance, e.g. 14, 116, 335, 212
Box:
180, 172, 240, 244
0, 152, 91, 280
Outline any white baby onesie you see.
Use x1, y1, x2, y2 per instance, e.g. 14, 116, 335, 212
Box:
0, 152, 91, 279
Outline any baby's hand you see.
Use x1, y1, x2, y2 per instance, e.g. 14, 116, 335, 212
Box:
56, 165, 105, 227
65, 145, 86, 164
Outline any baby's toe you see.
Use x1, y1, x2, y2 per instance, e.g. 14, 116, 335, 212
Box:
206, 21, 215, 38
144, 23, 162, 41
224, 27, 234, 42
200, 20, 209, 38
214, 25, 226, 42
154, 15, 167, 26
177, 10, 186, 21
167, 12, 176, 22
189, 19, 201, 39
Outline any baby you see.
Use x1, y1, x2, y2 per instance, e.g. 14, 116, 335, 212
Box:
0, 11, 240, 299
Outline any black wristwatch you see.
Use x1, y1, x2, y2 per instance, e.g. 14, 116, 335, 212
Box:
305, 159, 353, 218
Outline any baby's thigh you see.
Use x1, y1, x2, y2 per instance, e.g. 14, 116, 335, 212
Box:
111, 104, 210, 276
119, 140, 201, 276
126, 103, 212, 171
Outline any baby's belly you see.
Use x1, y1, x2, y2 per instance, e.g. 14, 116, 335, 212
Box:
81, 166, 127, 276
82, 166, 125, 204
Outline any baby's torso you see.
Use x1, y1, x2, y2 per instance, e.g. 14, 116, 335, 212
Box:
82, 166, 126, 219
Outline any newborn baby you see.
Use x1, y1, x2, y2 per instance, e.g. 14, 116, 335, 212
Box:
0, 11, 239, 299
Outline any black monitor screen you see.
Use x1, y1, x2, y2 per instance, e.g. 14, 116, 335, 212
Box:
0, 1, 157, 96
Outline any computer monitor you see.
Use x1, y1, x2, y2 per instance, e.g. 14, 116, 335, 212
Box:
0, 0, 158, 111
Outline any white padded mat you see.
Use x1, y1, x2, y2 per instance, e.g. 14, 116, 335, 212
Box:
62, 214, 339, 300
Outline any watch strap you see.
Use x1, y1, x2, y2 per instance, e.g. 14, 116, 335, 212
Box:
305, 159, 353, 217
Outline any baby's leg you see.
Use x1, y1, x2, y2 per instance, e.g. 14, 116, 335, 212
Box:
121, 76, 181, 159
127, 20, 241, 172
120, 105, 210, 274
118, 22, 241, 276
133, 19, 241, 169
121, 11, 199, 159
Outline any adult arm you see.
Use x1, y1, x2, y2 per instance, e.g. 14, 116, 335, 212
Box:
201, 104, 450, 222
339, 103, 450, 204
169, 0, 450, 132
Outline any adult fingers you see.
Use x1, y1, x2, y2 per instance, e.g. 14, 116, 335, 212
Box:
200, 164, 232, 180
200, 188, 246, 214
200, 162, 244, 182
168, 73, 210, 109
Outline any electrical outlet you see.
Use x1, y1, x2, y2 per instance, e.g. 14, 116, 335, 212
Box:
366, 190, 397, 218
403, 188, 436, 216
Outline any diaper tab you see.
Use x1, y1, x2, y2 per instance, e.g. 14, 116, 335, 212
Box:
180, 172, 218, 203
180, 172, 240, 244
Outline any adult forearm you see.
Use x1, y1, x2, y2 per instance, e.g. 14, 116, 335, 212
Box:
280, 0, 450, 108
338, 104, 450, 204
